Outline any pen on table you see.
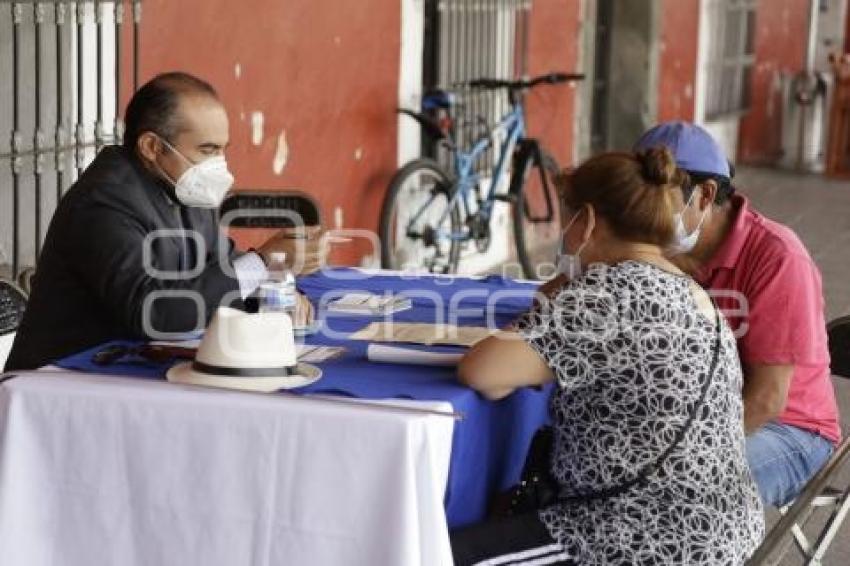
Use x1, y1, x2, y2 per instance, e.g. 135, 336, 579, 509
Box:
280, 232, 352, 244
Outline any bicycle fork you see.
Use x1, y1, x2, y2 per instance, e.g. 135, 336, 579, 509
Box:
508, 139, 557, 223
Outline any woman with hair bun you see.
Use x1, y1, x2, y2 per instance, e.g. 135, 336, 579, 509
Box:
452, 148, 764, 565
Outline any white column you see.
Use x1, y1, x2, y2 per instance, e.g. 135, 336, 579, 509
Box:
397, 0, 425, 167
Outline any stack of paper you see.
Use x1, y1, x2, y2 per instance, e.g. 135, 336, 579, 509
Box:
366, 344, 464, 367
327, 292, 412, 315
349, 322, 494, 347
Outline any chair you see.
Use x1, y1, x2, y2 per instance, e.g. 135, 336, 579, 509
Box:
219, 190, 322, 228
0, 278, 27, 370
747, 316, 850, 565
829, 315, 850, 378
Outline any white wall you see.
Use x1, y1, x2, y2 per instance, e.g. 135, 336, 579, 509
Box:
397, 0, 424, 169
701, 119, 740, 164
815, 0, 847, 73
694, 0, 740, 161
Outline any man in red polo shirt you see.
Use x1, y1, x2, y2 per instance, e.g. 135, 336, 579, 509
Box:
634, 122, 840, 507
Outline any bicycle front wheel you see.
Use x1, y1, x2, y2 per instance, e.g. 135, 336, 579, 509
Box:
511, 148, 562, 280
379, 158, 461, 274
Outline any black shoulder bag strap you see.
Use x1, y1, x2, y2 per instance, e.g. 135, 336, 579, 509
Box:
558, 302, 723, 504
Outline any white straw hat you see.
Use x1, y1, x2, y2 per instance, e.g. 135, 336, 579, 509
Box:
167, 307, 322, 392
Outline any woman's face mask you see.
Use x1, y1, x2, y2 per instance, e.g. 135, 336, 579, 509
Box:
667, 187, 708, 256
555, 207, 589, 280
157, 137, 234, 209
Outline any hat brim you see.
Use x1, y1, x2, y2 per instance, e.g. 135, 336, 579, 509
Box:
166, 361, 322, 392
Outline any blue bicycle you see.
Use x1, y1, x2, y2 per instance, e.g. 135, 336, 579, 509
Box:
379, 72, 584, 278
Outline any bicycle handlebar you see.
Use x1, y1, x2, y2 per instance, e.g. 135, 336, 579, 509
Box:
467, 72, 585, 90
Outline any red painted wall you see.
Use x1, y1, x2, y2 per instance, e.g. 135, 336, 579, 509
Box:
524, 0, 582, 168
657, 0, 700, 122
127, 0, 401, 263
126, 0, 579, 264
738, 0, 810, 164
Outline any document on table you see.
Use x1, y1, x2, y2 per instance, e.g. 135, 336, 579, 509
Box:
349, 322, 495, 347
295, 345, 346, 363
326, 292, 412, 315
366, 344, 464, 367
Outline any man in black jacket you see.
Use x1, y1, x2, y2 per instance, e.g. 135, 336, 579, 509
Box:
6, 72, 317, 371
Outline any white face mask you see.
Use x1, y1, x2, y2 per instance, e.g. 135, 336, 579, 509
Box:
555, 209, 589, 280
667, 188, 708, 256
158, 138, 234, 209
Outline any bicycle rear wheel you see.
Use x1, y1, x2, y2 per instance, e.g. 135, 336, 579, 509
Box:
511, 147, 562, 280
380, 158, 462, 274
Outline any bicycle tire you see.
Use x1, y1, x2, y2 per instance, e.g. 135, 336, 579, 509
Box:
511, 148, 562, 280
379, 158, 462, 274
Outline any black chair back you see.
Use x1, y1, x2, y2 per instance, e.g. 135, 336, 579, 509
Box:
828, 315, 850, 378
0, 278, 27, 336
219, 191, 321, 228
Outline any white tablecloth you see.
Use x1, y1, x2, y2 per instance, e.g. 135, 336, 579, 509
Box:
0, 371, 455, 566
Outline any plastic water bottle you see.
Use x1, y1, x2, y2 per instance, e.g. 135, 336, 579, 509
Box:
259, 252, 298, 323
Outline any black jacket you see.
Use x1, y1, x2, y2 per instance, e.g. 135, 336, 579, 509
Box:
5, 146, 242, 371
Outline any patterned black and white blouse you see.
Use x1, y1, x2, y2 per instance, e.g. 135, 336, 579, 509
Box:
516, 261, 764, 565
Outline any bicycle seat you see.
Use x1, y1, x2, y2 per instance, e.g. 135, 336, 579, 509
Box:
397, 109, 452, 142
422, 90, 457, 110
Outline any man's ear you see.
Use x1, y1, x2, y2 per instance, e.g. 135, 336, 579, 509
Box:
699, 180, 718, 211
136, 132, 161, 163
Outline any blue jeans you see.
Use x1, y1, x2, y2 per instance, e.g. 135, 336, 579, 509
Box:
746, 421, 834, 507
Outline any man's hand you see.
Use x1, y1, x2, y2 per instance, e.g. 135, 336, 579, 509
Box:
258, 226, 324, 275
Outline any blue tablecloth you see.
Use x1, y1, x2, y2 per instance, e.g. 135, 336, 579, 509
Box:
55, 268, 552, 528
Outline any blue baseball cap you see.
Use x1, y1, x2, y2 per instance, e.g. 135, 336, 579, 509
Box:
634, 121, 731, 179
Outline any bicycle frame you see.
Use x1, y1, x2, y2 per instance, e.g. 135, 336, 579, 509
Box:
406, 102, 526, 243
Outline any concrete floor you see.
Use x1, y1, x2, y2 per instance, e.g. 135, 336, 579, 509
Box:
735, 166, 850, 565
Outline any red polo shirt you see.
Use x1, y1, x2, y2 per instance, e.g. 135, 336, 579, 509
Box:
696, 195, 841, 444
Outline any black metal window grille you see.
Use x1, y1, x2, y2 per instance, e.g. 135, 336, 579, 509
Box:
1, 0, 141, 281
424, 0, 531, 171
704, 0, 756, 120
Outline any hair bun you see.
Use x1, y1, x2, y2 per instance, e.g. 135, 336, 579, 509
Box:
636, 146, 678, 186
